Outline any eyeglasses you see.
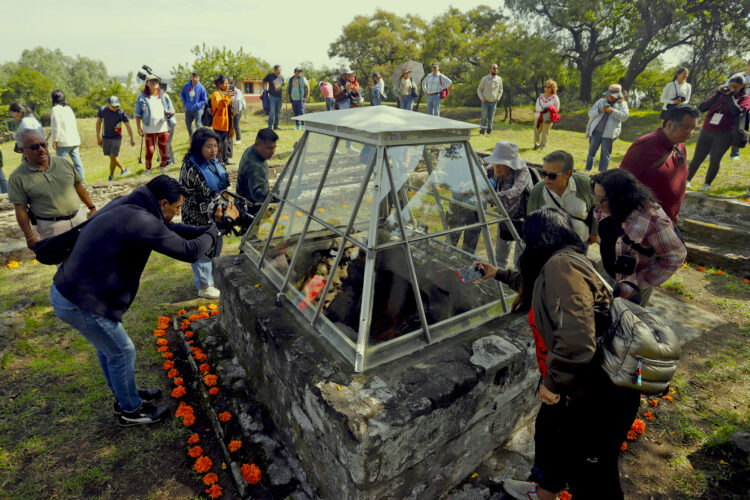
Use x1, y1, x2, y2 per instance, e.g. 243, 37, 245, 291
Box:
594, 194, 608, 204
203, 144, 219, 150
26, 142, 48, 151
544, 85, 552, 88
539, 170, 560, 180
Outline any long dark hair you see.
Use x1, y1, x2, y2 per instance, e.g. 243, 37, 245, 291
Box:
9, 102, 34, 116
51, 89, 69, 107
184, 127, 221, 164
214, 75, 228, 89
513, 208, 586, 312
591, 169, 657, 224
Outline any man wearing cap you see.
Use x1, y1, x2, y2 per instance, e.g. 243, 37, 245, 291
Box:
8, 129, 96, 249
369, 72, 386, 106
287, 68, 310, 130
96, 96, 135, 181
333, 67, 355, 110
180, 72, 208, 137
477, 64, 504, 135
484, 141, 532, 269
422, 63, 453, 116
262, 65, 284, 130
584, 84, 630, 172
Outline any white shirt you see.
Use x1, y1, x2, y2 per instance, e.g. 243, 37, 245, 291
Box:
543, 179, 589, 242
49, 105, 81, 147
660, 80, 692, 109
477, 74, 503, 102
535, 94, 561, 119
143, 95, 168, 134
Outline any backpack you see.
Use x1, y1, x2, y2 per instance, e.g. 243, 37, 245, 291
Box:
564, 253, 681, 395
201, 99, 213, 127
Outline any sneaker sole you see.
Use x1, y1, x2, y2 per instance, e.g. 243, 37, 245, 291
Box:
117, 414, 167, 427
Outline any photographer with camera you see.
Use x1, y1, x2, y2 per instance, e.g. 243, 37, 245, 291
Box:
687, 76, 750, 191
592, 169, 686, 306
659, 68, 691, 127
210, 75, 235, 165
727, 59, 750, 161
179, 128, 230, 299
584, 84, 629, 172
134, 74, 176, 174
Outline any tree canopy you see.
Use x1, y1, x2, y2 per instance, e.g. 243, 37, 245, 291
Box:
170, 44, 270, 90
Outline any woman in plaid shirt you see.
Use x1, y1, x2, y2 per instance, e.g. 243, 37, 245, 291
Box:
592, 169, 686, 305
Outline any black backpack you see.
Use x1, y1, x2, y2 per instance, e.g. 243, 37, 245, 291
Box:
201, 100, 213, 127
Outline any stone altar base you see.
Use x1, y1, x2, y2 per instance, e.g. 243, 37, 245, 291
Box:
215, 255, 539, 499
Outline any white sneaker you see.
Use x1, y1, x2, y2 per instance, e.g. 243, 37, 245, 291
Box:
685, 180, 692, 188
160, 167, 168, 174
731, 155, 740, 161
699, 183, 710, 192
145, 168, 152, 175
198, 286, 220, 299
235, 139, 241, 145
121, 169, 131, 176
503, 479, 541, 500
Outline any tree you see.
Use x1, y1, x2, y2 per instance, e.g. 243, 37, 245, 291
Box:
18, 47, 109, 98
171, 44, 270, 90
1, 66, 55, 114
327, 10, 425, 81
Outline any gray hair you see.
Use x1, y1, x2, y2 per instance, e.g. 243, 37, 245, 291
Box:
543, 150, 574, 173
15, 128, 44, 148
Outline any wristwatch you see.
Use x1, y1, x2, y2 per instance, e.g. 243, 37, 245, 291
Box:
87, 205, 96, 210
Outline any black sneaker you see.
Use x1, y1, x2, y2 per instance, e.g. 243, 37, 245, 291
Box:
117, 402, 169, 427
113, 388, 163, 416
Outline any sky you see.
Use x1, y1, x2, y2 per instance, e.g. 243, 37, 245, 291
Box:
0, 0, 491, 80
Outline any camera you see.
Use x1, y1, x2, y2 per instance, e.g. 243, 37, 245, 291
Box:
614, 254, 637, 276
136, 65, 168, 91
720, 85, 732, 95
208, 190, 256, 236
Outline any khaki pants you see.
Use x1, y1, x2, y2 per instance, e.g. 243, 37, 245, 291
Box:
35, 208, 87, 240
534, 121, 553, 148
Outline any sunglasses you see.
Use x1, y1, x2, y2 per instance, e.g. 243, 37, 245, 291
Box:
539, 170, 560, 180
26, 142, 48, 151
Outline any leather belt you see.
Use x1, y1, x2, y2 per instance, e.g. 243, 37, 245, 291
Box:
35, 209, 79, 222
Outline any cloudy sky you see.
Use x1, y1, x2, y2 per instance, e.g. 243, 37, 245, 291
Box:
0, 0, 491, 79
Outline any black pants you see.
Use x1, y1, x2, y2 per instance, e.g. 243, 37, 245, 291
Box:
531, 367, 641, 499
687, 128, 734, 186
213, 129, 233, 163
233, 111, 242, 141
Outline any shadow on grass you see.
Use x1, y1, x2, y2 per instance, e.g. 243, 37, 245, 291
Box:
687, 433, 750, 499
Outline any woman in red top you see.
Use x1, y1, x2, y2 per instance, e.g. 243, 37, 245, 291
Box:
687, 76, 750, 191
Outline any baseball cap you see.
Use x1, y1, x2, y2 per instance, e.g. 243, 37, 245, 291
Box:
108, 96, 121, 107
145, 74, 160, 82
294, 67, 302, 73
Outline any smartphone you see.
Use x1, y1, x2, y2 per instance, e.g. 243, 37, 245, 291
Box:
457, 265, 484, 283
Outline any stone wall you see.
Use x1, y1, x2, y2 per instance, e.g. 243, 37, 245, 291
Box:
214, 255, 539, 499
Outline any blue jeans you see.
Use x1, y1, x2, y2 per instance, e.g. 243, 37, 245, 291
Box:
268, 95, 282, 128
480, 101, 498, 133
0, 167, 7, 194
56, 145, 85, 182
372, 93, 382, 106
585, 130, 614, 172
399, 95, 414, 110
167, 122, 175, 163
185, 108, 204, 136
50, 283, 142, 412
426, 94, 442, 116
325, 98, 335, 111
191, 235, 222, 289
291, 100, 305, 126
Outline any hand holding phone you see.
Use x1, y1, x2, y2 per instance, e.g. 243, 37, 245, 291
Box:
457, 265, 485, 283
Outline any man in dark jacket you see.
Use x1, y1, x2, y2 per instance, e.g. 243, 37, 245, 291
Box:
50, 175, 237, 426
237, 128, 278, 213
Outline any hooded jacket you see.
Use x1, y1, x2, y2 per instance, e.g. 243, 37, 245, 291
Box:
53, 186, 219, 321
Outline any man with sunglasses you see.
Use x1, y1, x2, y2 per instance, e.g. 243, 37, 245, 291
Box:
528, 150, 598, 246
620, 105, 699, 224
8, 130, 96, 250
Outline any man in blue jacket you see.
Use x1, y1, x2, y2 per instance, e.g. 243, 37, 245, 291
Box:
181, 72, 208, 137
50, 175, 238, 426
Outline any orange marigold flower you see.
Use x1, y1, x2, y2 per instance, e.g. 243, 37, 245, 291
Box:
199, 363, 211, 374
194, 455, 213, 473
210, 310, 220, 316
716, 270, 725, 275
181, 318, 190, 325
218, 411, 232, 423
631, 419, 646, 435
187, 433, 200, 445
662, 395, 674, 402
153, 329, 166, 337
669, 387, 676, 394
228, 440, 242, 452
185, 331, 194, 338
198, 306, 208, 312
697, 266, 706, 272
176, 308, 187, 315
621, 442, 627, 452
175, 404, 194, 418
241, 463, 262, 484
200, 312, 210, 319
188, 340, 195, 345
209, 387, 219, 396
191, 346, 204, 355
743, 278, 750, 284
167, 368, 179, 379
158, 316, 171, 322
559, 492, 572, 500
643, 411, 655, 420
204, 374, 218, 387
163, 360, 175, 370
162, 352, 174, 359
194, 352, 207, 362
203, 472, 219, 485
183, 414, 196, 427
188, 445, 204, 458
205, 484, 222, 498
208, 303, 218, 310
157, 346, 168, 352
649, 399, 659, 407
189, 314, 201, 322
156, 338, 168, 346
174, 377, 184, 386
181, 324, 189, 331
626, 430, 638, 441
172, 385, 187, 398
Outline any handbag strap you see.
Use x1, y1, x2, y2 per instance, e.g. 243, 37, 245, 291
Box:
544, 186, 588, 223
560, 252, 614, 294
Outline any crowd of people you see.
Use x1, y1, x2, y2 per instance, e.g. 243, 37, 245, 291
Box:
1, 56, 748, 498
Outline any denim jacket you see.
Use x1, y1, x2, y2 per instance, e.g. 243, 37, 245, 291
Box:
134, 92, 177, 127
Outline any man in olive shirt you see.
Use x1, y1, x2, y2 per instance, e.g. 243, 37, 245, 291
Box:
8, 130, 96, 249
237, 128, 278, 213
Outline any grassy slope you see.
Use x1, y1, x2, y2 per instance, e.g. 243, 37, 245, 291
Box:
1, 104, 749, 499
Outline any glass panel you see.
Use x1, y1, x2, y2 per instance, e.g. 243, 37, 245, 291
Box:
277, 133, 335, 212
250, 202, 307, 287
